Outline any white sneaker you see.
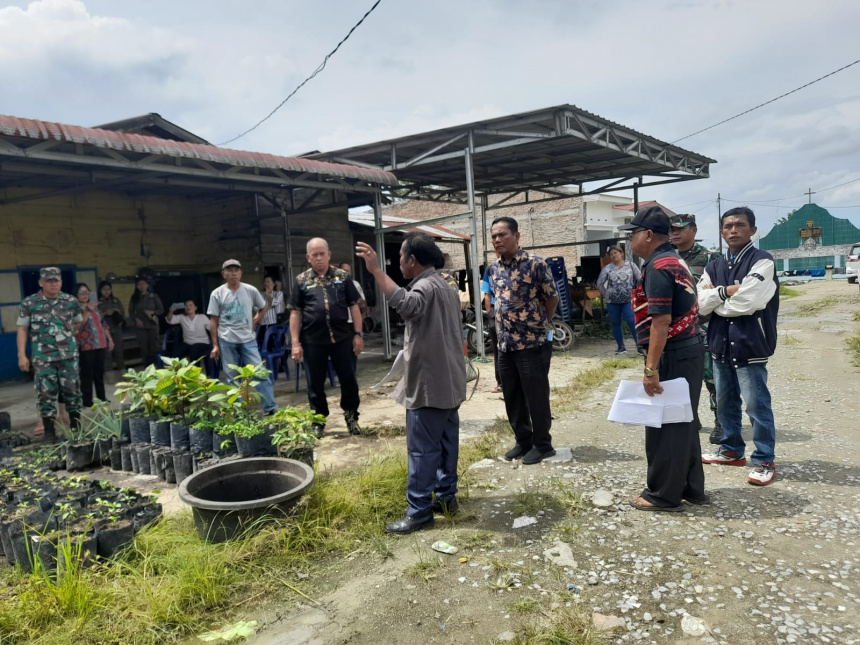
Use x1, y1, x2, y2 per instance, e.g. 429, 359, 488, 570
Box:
748, 462, 776, 486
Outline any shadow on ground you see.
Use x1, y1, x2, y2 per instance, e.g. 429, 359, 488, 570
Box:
777, 460, 860, 486
701, 486, 812, 520
569, 446, 642, 462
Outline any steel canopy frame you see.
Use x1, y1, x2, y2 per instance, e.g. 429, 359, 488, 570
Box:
311, 104, 716, 359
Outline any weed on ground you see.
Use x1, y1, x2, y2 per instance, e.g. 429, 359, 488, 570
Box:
779, 284, 801, 299
846, 329, 860, 369
795, 296, 839, 316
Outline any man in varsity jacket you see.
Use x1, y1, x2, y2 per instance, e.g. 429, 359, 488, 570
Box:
698, 206, 780, 486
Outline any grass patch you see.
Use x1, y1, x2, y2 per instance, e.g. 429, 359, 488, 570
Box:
552, 357, 638, 412
509, 604, 605, 644
846, 329, 860, 369
853, 312, 860, 322
362, 423, 406, 438
512, 490, 558, 515
795, 297, 839, 317
779, 284, 801, 299
780, 333, 801, 346
405, 544, 443, 582
510, 597, 539, 614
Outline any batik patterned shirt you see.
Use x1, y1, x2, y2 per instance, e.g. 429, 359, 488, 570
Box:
632, 242, 698, 347
288, 267, 360, 345
487, 249, 557, 352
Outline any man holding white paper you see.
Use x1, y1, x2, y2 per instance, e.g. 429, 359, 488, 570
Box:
619, 206, 708, 512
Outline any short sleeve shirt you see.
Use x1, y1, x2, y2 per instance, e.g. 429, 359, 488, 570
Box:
207, 283, 265, 344
288, 267, 359, 345
17, 291, 83, 362
487, 249, 558, 352
631, 242, 699, 346
170, 313, 211, 345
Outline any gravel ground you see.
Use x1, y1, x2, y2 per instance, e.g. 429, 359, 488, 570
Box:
248, 279, 859, 645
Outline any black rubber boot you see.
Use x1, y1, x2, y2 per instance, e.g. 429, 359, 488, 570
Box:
68, 411, 81, 432
42, 417, 57, 443
345, 411, 362, 436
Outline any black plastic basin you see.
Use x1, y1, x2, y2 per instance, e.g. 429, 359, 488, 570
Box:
178, 457, 314, 542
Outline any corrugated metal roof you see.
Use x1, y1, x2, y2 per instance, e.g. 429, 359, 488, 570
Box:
349, 212, 470, 242
0, 114, 397, 185
613, 201, 677, 216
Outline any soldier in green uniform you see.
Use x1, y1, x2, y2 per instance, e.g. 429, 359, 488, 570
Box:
16, 267, 84, 441
670, 214, 723, 444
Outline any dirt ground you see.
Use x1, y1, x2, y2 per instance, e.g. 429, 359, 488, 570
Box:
242, 279, 860, 645
2, 280, 858, 644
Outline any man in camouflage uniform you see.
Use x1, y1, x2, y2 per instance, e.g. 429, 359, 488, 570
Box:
670, 214, 723, 444
16, 267, 84, 441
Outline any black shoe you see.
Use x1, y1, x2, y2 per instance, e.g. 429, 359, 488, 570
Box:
708, 426, 722, 445
312, 423, 326, 439
522, 447, 556, 465
41, 417, 58, 443
503, 444, 531, 461
431, 496, 459, 514
384, 513, 434, 534
68, 411, 81, 431
345, 411, 362, 436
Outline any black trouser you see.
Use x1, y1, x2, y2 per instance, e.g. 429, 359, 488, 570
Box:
487, 317, 501, 387
104, 324, 125, 371
136, 326, 159, 367
303, 338, 360, 419
183, 342, 211, 365
498, 342, 553, 452
641, 337, 707, 508
79, 348, 107, 407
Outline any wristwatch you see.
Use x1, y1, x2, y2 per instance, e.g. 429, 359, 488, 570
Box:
643, 367, 659, 378
354, 331, 364, 338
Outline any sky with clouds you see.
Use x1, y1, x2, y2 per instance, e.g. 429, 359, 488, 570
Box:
2, 0, 860, 246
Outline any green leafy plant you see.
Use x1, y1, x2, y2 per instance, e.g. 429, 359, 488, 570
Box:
155, 357, 230, 423
223, 362, 271, 420
114, 365, 162, 417
269, 408, 325, 457
219, 418, 265, 439
88, 401, 123, 440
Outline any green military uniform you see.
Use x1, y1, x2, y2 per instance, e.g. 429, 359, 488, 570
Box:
671, 215, 722, 437
17, 268, 84, 420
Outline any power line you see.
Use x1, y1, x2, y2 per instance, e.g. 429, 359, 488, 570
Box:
720, 175, 860, 207
218, 0, 383, 146
817, 176, 860, 194
672, 58, 860, 144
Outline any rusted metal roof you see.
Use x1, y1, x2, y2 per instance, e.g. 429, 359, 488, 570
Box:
0, 114, 397, 186
349, 212, 470, 243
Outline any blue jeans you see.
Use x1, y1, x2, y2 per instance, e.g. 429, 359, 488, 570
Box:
219, 339, 278, 414
405, 407, 459, 517
607, 302, 636, 350
713, 360, 776, 464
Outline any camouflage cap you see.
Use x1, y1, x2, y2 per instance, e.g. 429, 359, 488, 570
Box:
670, 213, 697, 228
39, 267, 61, 281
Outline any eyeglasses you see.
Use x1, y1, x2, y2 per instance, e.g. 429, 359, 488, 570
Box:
628, 228, 647, 236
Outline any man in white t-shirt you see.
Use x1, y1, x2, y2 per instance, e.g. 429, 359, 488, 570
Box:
166, 300, 212, 365
208, 259, 277, 414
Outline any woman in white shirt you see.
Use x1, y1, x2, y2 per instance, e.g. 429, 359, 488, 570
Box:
256, 276, 285, 350
166, 300, 212, 365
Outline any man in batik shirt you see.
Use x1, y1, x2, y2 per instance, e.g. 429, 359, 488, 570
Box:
486, 217, 559, 465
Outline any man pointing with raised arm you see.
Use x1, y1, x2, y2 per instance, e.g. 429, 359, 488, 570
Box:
356, 235, 466, 534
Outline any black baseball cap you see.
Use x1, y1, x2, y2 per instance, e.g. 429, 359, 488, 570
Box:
618, 206, 671, 235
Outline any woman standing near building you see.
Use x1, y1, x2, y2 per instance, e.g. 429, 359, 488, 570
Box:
97, 280, 126, 372
129, 278, 164, 367
597, 246, 641, 355
75, 283, 113, 407
256, 275, 284, 350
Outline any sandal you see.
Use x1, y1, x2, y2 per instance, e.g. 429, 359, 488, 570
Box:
628, 495, 684, 512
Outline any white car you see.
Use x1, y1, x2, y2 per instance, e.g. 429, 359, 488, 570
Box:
848, 243, 860, 284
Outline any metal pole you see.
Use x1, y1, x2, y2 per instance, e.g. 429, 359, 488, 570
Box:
481, 194, 489, 266
373, 192, 392, 360
465, 141, 485, 358
717, 193, 723, 254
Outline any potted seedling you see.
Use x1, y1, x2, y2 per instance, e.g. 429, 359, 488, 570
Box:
269, 408, 325, 468
63, 420, 96, 471
114, 365, 161, 444
89, 401, 122, 466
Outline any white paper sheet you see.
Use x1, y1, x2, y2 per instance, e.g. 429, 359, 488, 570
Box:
607, 377, 693, 428
369, 350, 406, 389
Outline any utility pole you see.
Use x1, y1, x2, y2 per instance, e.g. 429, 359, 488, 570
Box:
717, 193, 722, 253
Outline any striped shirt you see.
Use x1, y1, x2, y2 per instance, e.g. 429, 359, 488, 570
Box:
258, 290, 284, 325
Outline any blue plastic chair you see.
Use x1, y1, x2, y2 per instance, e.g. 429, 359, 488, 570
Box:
260, 324, 290, 382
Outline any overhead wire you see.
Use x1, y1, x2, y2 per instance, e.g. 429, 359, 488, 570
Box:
218, 0, 383, 146
671, 58, 860, 144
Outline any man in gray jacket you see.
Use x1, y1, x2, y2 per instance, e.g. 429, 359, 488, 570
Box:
356, 234, 466, 534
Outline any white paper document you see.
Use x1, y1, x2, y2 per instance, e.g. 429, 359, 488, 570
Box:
607, 377, 693, 428
369, 350, 406, 389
